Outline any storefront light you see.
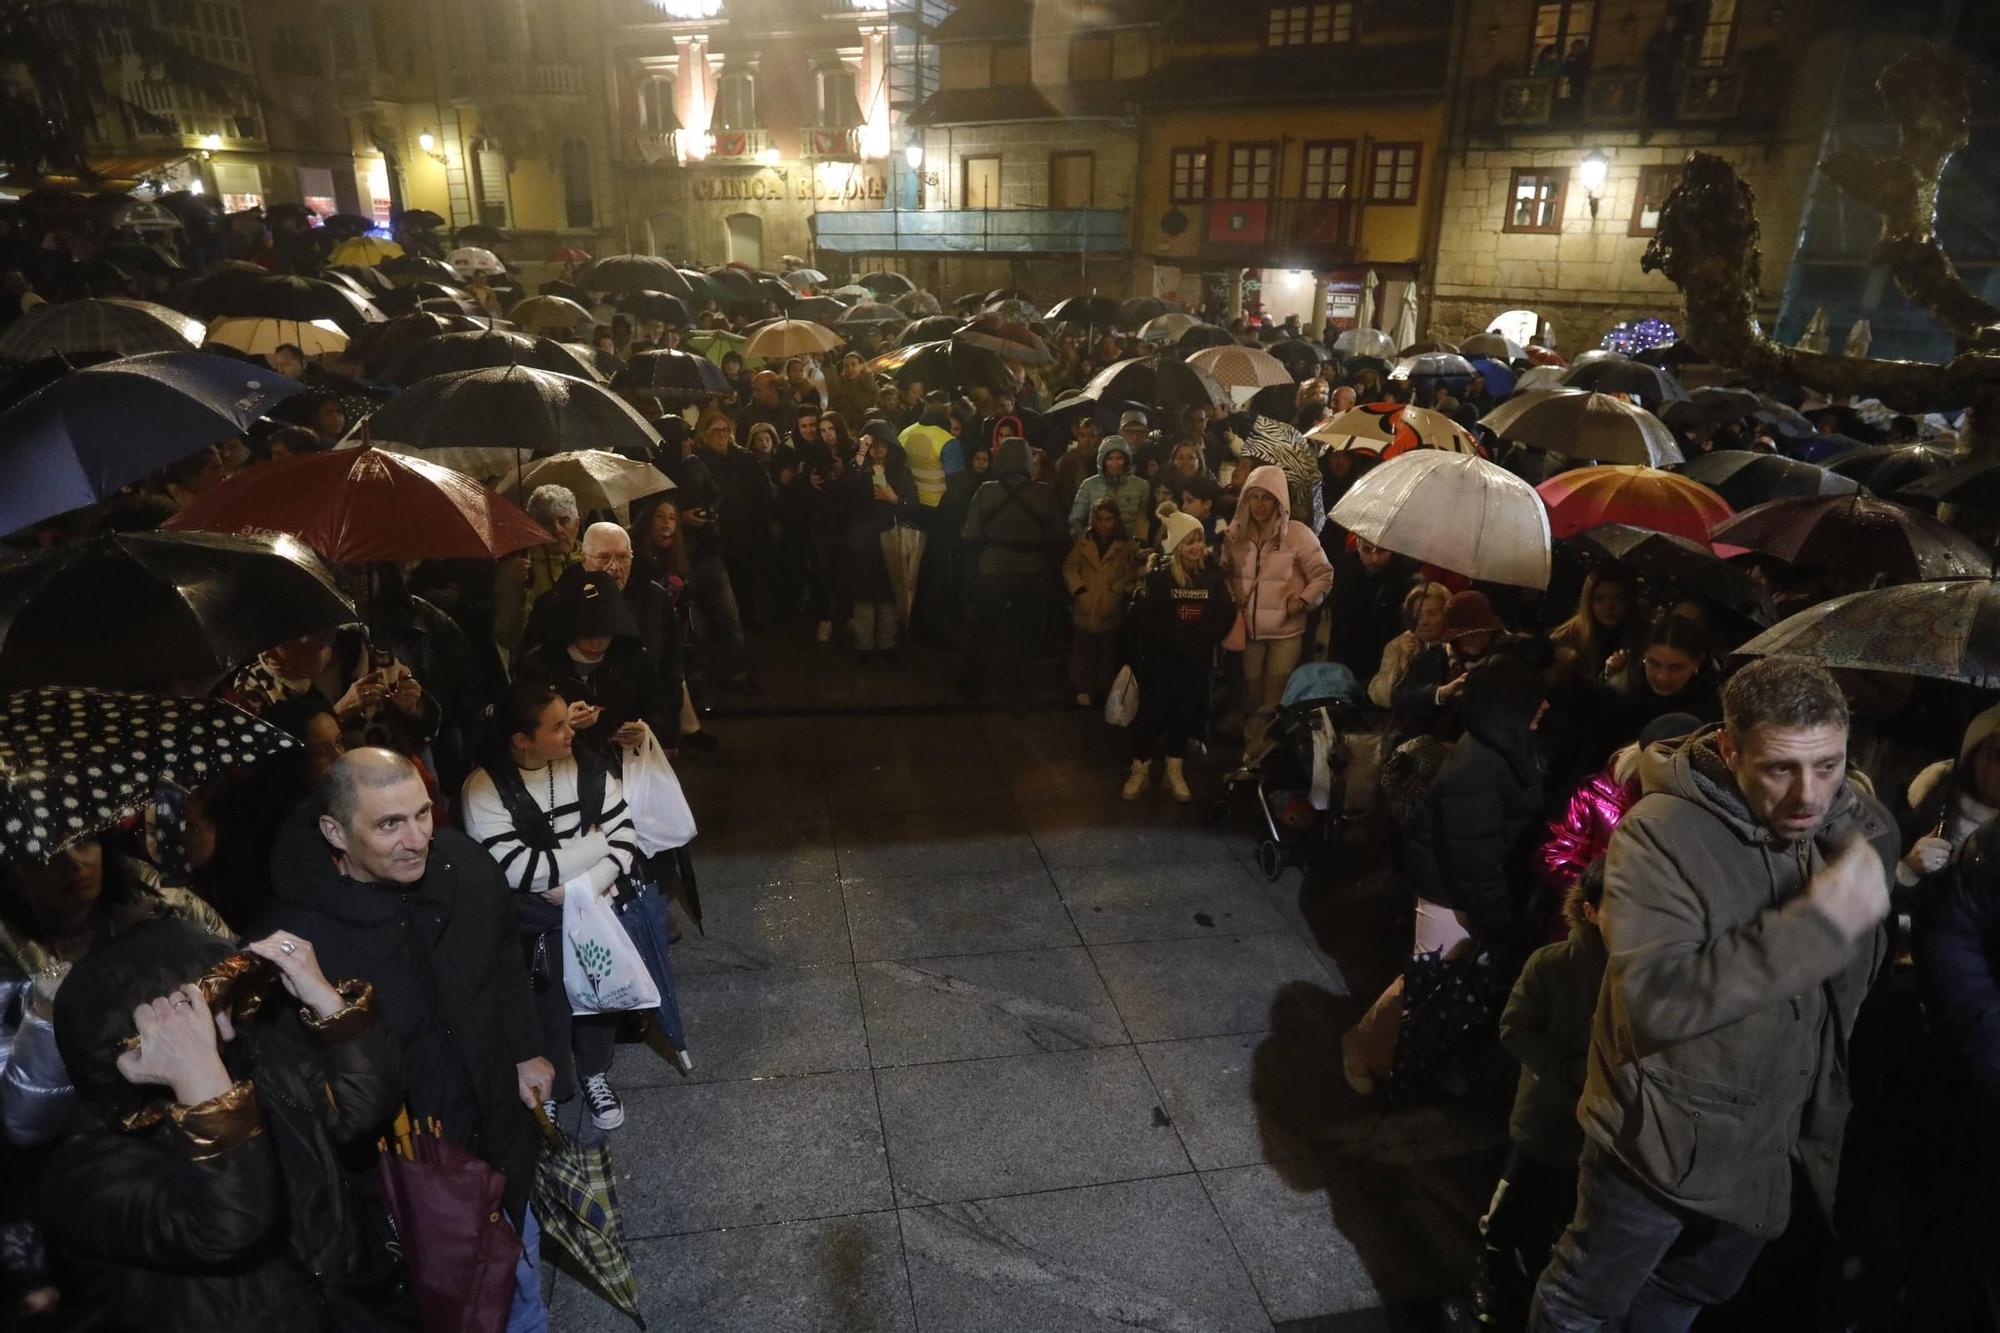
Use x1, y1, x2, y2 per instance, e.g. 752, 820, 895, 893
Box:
758, 146, 781, 166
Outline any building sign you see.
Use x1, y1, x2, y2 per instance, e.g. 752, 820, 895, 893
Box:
664, 170, 886, 204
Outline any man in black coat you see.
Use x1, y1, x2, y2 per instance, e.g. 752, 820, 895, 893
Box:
1325, 538, 1417, 680
959, 436, 1069, 710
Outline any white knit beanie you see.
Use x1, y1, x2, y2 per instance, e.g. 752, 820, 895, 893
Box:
1156, 501, 1202, 556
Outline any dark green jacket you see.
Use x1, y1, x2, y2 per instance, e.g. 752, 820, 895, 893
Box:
1502, 919, 1607, 1168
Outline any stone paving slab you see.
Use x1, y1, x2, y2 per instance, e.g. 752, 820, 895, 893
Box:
672, 878, 855, 975
1089, 932, 1347, 1043
1053, 860, 1294, 944
856, 947, 1128, 1067
652, 963, 870, 1086
844, 870, 1082, 961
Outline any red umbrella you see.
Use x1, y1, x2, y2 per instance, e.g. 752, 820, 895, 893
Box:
1709, 494, 1991, 582
1537, 465, 1733, 543
549, 247, 593, 265
164, 446, 551, 563
1523, 345, 1568, 368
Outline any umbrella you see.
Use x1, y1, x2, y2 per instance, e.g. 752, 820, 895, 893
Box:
579, 255, 694, 297
616, 348, 732, 405
1513, 365, 1569, 393
1538, 466, 1731, 543
346, 312, 482, 373
1308, 402, 1481, 458
1046, 295, 1121, 329
498, 450, 673, 513
394, 209, 446, 231
327, 235, 404, 267
836, 302, 908, 328
1138, 312, 1201, 344
1900, 460, 2000, 510
1045, 391, 1148, 433
1081, 355, 1230, 412
0, 352, 303, 535
1119, 297, 1179, 327
954, 315, 1052, 364
1561, 359, 1690, 408
743, 319, 842, 359
1176, 325, 1238, 354
1677, 452, 1858, 509
683, 328, 758, 369
166, 447, 552, 562
0, 299, 203, 361
108, 199, 184, 233
1710, 494, 1990, 582
195, 274, 384, 334
981, 298, 1045, 326
1845, 319, 1873, 358
1795, 307, 1829, 353
1571, 349, 1626, 368
1461, 332, 1526, 362
511, 295, 598, 340
1567, 523, 1773, 623
529, 1110, 643, 1327
322, 269, 386, 302
866, 340, 1014, 394
788, 296, 851, 324
898, 315, 962, 347
1826, 443, 1961, 496
781, 268, 828, 290
613, 291, 694, 327
1330, 450, 1552, 589
382, 255, 462, 286
1662, 387, 1764, 429
679, 270, 732, 305
1334, 328, 1398, 359
1479, 390, 1683, 466
566, 344, 625, 381
382, 330, 603, 386
0, 530, 355, 691
205, 316, 348, 358
703, 266, 764, 303
454, 224, 507, 247
1635, 340, 1709, 368
1187, 345, 1292, 394
857, 271, 916, 296
1736, 581, 2000, 686
0, 688, 300, 862
446, 247, 506, 279
549, 246, 593, 265
1400, 352, 1476, 380
1523, 344, 1568, 368
1787, 432, 1873, 465
541, 279, 590, 303
359, 366, 662, 480
97, 243, 183, 278
1463, 356, 1517, 397
891, 290, 942, 318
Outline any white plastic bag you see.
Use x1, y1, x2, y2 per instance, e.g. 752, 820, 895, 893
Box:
1104, 665, 1139, 727
562, 876, 662, 1015
621, 722, 697, 855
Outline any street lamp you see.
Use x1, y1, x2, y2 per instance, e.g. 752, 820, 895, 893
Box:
904, 142, 923, 171
1579, 149, 1609, 219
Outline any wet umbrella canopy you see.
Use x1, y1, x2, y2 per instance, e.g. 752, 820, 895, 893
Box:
578, 255, 694, 297
1711, 493, 1990, 583
1537, 465, 1732, 543
618, 348, 732, 405
382, 330, 604, 386
1738, 580, 2000, 688
1677, 451, 1858, 508
0, 299, 203, 362
867, 339, 1015, 394
1566, 523, 1772, 623
358, 364, 663, 479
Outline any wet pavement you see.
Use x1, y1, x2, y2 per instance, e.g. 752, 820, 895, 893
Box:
546, 629, 1502, 1331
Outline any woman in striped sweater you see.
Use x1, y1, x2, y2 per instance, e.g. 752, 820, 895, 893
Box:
461, 681, 641, 1131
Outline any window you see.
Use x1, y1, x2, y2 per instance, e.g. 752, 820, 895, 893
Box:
1505, 169, 1567, 232
1049, 151, 1093, 208
1367, 142, 1420, 204
815, 65, 857, 126
642, 76, 679, 133
212, 161, 262, 215
562, 137, 592, 229
1697, 0, 1737, 66
1169, 147, 1208, 204
470, 136, 509, 227
1068, 35, 1111, 83
991, 42, 1030, 85
1629, 164, 1679, 236
1227, 143, 1275, 200
1300, 140, 1352, 201
715, 73, 756, 131
962, 154, 1001, 208
298, 167, 337, 218
1266, 3, 1352, 46
1529, 1, 1592, 74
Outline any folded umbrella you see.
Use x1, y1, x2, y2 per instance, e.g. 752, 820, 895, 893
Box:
1567, 523, 1772, 623
1538, 465, 1731, 543
530, 1110, 645, 1328
498, 450, 673, 513
1480, 390, 1682, 467
0, 687, 300, 861
358, 365, 662, 479
743, 319, 842, 359
1677, 451, 1857, 508
1710, 494, 1990, 583
1737, 580, 2000, 687
205, 316, 348, 358
0, 352, 303, 535
1309, 402, 1481, 458
0, 530, 355, 691
616, 349, 732, 405
382, 330, 603, 386
511, 295, 599, 339
1329, 450, 1552, 589
0, 299, 203, 362
578, 255, 694, 297
1187, 344, 1292, 394
166, 446, 552, 563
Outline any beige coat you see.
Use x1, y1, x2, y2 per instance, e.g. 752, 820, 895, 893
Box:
1062, 534, 1140, 634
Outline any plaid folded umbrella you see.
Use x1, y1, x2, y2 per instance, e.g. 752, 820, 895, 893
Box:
533, 1109, 645, 1328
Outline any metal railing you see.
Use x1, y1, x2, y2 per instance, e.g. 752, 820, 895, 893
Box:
811, 208, 1128, 255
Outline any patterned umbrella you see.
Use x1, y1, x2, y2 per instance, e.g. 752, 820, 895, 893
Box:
1710, 494, 1990, 582
1537, 465, 1732, 543
0, 299, 203, 362
0, 688, 298, 861
981, 297, 1045, 325
205, 316, 349, 358
530, 1111, 643, 1327
1737, 580, 2000, 686
1331, 450, 1552, 589
1677, 452, 1857, 509
1480, 390, 1682, 466
1186, 344, 1293, 393
1309, 402, 1481, 458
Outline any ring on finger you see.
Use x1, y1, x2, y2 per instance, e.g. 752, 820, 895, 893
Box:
278, 939, 296, 955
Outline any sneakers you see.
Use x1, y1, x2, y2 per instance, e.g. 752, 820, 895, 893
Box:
1340, 1030, 1377, 1097
1121, 759, 1152, 801
1164, 757, 1192, 802
582, 1073, 625, 1130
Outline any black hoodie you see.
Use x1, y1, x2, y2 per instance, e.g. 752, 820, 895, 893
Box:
962, 437, 1067, 581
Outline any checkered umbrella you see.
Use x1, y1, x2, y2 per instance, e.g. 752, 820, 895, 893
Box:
0, 299, 204, 362
532, 1109, 645, 1328
1186, 344, 1293, 393
0, 688, 297, 862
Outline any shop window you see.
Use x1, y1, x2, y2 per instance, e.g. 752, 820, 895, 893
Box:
1266, 3, 1353, 46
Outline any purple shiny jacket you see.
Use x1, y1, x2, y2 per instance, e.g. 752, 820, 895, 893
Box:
1537, 771, 1639, 895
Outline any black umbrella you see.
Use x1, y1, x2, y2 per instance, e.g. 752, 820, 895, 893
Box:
676, 269, 730, 305
98, 243, 183, 276
1826, 443, 1960, 496
383, 331, 603, 386
868, 339, 1014, 394
326, 263, 397, 295
1567, 523, 1772, 623
1900, 460, 2000, 510
857, 271, 916, 296
0, 531, 355, 691
0, 687, 302, 861
789, 296, 851, 323
616, 348, 732, 406
613, 290, 694, 326
383, 254, 463, 286
1635, 340, 1711, 367
193, 273, 385, 334
1046, 392, 1148, 433
566, 343, 625, 380
394, 209, 446, 231
362, 365, 663, 478
1562, 358, 1690, 408
541, 279, 590, 304
757, 278, 795, 307
1045, 295, 1121, 329
1661, 387, 1764, 429
1118, 296, 1179, 327
0, 299, 203, 362
704, 266, 764, 303
1082, 355, 1230, 412
577, 255, 692, 297
454, 224, 508, 247
1267, 338, 1330, 379
898, 315, 962, 347
1711, 493, 1991, 583
837, 302, 908, 328
1175, 324, 1237, 354
323, 214, 377, 240
0, 354, 112, 413
1677, 451, 1858, 509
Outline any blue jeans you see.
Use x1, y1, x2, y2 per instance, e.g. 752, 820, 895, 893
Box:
1529, 1142, 1766, 1332
506, 1205, 548, 1332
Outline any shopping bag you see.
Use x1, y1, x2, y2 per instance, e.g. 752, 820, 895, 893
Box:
377, 1108, 520, 1333
562, 877, 662, 1016
1103, 665, 1139, 727
880, 523, 926, 621
620, 722, 696, 855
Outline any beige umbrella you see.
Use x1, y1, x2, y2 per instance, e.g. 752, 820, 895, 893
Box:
1795, 307, 1829, 354
1307, 403, 1480, 456
1478, 389, 1683, 467
204, 316, 349, 357
1330, 450, 1552, 589
1356, 269, 1377, 331
497, 450, 674, 515
1844, 318, 1872, 358
1391, 283, 1420, 350
1187, 344, 1293, 394
743, 318, 843, 358
511, 295, 597, 339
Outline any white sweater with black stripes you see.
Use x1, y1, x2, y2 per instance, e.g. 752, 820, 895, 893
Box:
461, 758, 639, 898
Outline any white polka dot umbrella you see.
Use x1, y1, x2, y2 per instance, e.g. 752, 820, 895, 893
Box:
0, 688, 297, 862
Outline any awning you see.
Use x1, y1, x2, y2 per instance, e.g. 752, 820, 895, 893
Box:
1, 153, 194, 194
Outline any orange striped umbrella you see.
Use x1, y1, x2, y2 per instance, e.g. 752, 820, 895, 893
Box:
1537, 465, 1733, 543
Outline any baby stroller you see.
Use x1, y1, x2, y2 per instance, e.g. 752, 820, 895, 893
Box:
1211, 661, 1364, 880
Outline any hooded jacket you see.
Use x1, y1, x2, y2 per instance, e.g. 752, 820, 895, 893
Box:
1914, 818, 2000, 1126
1502, 912, 1608, 1168
256, 810, 545, 1220
1900, 700, 2000, 859
1221, 464, 1334, 643
41, 918, 402, 1332
1063, 530, 1141, 634
963, 438, 1068, 582
1579, 725, 1894, 1234
1066, 436, 1152, 538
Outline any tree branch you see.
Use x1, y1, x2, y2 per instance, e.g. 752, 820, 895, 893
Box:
1817, 48, 2000, 344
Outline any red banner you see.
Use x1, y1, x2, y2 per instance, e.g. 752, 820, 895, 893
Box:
1206, 201, 1268, 245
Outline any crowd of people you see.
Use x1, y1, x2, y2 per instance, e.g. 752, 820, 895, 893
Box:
2, 207, 2000, 1333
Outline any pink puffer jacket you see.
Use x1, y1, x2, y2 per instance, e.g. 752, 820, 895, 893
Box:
1222, 464, 1333, 642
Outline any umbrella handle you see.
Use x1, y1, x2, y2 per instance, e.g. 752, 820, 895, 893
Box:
533, 1101, 564, 1146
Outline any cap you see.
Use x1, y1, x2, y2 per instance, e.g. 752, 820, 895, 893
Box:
1120, 409, 1149, 429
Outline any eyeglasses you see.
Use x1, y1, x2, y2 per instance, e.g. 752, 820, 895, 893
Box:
587, 554, 634, 568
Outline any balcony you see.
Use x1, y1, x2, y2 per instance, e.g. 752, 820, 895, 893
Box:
1197, 198, 1355, 268
804, 126, 862, 160
335, 66, 421, 110
1478, 59, 1783, 135
446, 62, 590, 101
812, 209, 1128, 256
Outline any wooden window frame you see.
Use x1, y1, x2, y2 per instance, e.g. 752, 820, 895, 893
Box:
1366, 141, 1422, 205
1226, 140, 1278, 202
1048, 150, 1094, 209
1503, 167, 1568, 234
1696, 0, 1738, 66
1528, 0, 1594, 73
960, 154, 1002, 209
1299, 138, 1354, 201
1265, 3, 1354, 48
1628, 163, 1679, 237
1169, 147, 1210, 204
